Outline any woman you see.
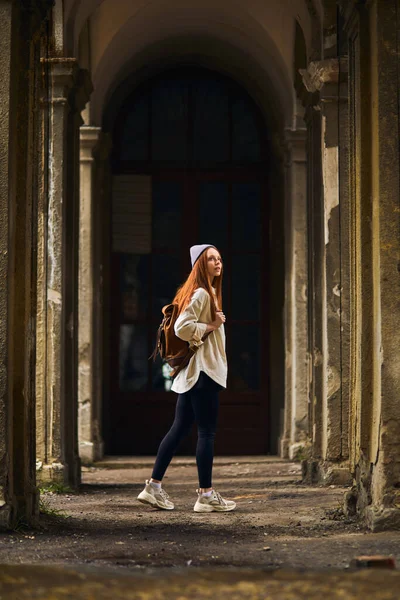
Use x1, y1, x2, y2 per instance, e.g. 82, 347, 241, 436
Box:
137, 244, 236, 513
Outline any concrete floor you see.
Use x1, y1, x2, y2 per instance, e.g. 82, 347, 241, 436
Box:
1, 457, 400, 598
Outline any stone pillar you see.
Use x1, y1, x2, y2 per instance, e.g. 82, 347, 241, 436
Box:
343, 0, 400, 530
300, 58, 352, 485
281, 128, 309, 460
0, 0, 52, 529
304, 91, 324, 468
78, 126, 103, 463
36, 58, 92, 487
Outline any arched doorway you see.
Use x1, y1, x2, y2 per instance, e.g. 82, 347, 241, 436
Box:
106, 67, 273, 455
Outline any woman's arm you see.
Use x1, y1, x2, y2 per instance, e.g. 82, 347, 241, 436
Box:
174, 289, 225, 347
174, 290, 208, 347
205, 312, 225, 334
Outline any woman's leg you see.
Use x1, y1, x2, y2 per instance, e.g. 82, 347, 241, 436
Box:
191, 385, 219, 489
151, 392, 195, 482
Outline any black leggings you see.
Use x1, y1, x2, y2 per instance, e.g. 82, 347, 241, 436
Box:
152, 372, 221, 488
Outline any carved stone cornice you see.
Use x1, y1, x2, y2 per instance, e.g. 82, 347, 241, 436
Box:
80, 127, 102, 163
41, 58, 79, 104
40, 59, 93, 116
300, 59, 341, 93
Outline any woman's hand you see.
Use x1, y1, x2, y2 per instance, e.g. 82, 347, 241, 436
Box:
206, 311, 226, 333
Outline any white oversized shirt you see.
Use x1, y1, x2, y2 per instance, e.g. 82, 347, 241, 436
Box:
170, 287, 228, 394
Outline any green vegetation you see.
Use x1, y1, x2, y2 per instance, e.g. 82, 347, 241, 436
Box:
38, 482, 73, 495
39, 498, 69, 519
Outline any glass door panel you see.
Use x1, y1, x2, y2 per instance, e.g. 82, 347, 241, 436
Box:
119, 323, 148, 392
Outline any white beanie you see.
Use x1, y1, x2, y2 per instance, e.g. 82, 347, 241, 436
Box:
190, 244, 215, 268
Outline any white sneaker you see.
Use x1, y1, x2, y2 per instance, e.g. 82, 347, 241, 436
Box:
137, 480, 174, 510
194, 489, 236, 513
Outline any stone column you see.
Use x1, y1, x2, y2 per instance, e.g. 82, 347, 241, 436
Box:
36, 58, 92, 488
365, 0, 400, 531
304, 91, 324, 469
281, 128, 309, 460
342, 0, 400, 530
79, 126, 103, 463
300, 58, 352, 485
0, 0, 52, 529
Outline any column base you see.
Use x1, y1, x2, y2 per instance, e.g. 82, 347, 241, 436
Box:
344, 496, 400, 532
0, 503, 14, 530
36, 458, 81, 489
0, 490, 39, 530
279, 437, 290, 459
302, 459, 353, 486
79, 440, 104, 465
289, 442, 311, 461
366, 506, 400, 532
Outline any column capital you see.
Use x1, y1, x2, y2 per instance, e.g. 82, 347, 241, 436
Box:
80, 127, 102, 163
41, 59, 93, 115
300, 58, 341, 93
300, 57, 349, 109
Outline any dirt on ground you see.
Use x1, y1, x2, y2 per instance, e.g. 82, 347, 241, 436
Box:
1, 457, 400, 574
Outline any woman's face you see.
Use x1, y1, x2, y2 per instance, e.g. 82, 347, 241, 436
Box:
206, 247, 223, 280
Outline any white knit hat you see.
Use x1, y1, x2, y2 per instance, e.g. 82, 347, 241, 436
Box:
190, 244, 215, 268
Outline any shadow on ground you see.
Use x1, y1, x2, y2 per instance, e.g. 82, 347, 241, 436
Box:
1, 457, 400, 594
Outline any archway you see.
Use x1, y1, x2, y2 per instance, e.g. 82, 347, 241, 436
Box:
102, 66, 284, 455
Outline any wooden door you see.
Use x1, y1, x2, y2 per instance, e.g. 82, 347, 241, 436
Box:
106, 67, 270, 455
108, 171, 268, 455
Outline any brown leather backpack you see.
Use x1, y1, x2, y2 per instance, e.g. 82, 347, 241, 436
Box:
151, 303, 195, 378
152, 299, 212, 379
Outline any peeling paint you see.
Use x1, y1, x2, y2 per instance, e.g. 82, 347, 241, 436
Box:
47, 288, 61, 304
321, 116, 339, 245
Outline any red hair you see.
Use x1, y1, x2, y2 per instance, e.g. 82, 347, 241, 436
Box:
173, 248, 223, 320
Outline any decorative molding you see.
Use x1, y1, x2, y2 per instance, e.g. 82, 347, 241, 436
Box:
40, 59, 93, 115
80, 127, 102, 163
300, 58, 341, 93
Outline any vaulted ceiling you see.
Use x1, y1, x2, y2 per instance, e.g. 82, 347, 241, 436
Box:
62, 0, 321, 127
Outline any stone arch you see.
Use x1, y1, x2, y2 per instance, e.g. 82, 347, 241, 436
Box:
98, 59, 289, 454
88, 9, 295, 130
74, 0, 317, 458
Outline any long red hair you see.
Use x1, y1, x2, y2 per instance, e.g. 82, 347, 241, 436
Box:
173, 248, 223, 320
